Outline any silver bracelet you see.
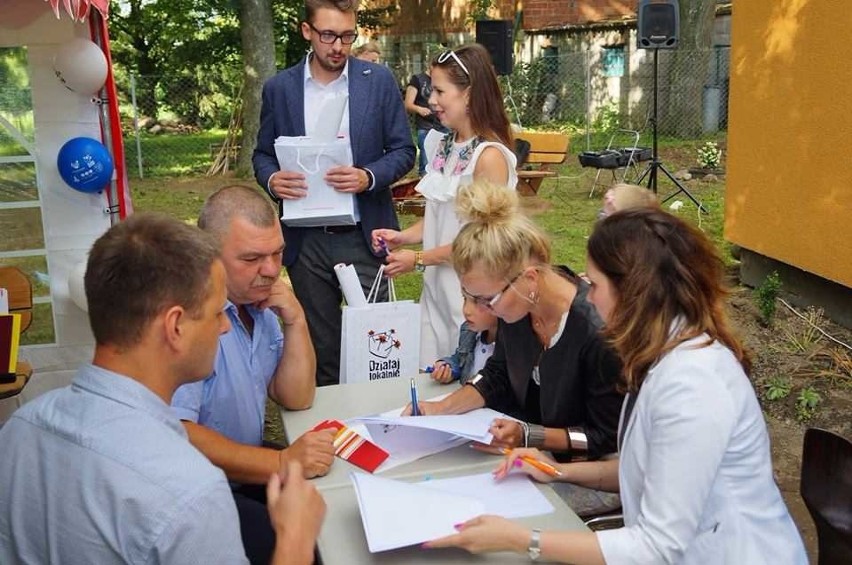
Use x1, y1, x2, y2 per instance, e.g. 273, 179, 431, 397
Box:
520, 421, 531, 448
527, 424, 547, 448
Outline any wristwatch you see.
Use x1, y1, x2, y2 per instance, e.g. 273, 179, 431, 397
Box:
414, 251, 426, 273
528, 529, 542, 561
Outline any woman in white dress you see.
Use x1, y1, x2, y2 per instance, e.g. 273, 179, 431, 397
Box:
426, 208, 807, 565
372, 44, 517, 365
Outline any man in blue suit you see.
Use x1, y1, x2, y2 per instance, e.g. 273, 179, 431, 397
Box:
253, 0, 415, 387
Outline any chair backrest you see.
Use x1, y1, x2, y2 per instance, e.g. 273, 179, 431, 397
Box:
514, 131, 570, 165
514, 138, 531, 167
800, 427, 852, 565
0, 267, 33, 332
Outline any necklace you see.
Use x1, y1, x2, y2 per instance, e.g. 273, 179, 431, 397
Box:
432, 132, 481, 176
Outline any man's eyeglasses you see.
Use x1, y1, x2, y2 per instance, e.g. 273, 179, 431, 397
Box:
308, 22, 358, 45
461, 271, 524, 310
437, 50, 470, 76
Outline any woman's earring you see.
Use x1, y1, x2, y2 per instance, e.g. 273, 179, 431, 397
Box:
528, 290, 539, 305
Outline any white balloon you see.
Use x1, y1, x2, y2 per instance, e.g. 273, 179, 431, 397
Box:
53, 38, 108, 95
67, 260, 88, 313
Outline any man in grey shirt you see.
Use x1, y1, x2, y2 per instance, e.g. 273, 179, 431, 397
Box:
0, 214, 324, 564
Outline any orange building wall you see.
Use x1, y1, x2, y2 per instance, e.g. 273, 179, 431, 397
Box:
725, 0, 852, 287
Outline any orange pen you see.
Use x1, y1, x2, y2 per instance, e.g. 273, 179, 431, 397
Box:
501, 448, 563, 477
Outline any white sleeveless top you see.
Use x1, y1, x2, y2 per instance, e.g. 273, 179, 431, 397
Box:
413, 129, 517, 365
415, 129, 518, 202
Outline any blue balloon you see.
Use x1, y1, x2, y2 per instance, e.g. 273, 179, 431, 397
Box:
57, 137, 114, 193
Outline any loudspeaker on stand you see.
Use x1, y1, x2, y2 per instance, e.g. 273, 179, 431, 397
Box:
637, 0, 679, 49
475, 20, 513, 75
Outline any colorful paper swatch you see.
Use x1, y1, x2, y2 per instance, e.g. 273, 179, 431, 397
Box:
312, 419, 389, 473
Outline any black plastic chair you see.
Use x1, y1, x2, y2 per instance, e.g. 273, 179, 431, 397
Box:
800, 428, 852, 565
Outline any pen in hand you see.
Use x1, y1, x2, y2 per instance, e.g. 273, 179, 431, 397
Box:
409, 377, 420, 416
500, 448, 563, 477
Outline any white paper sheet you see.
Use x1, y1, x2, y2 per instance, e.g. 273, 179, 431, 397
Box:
419, 472, 554, 519
352, 408, 504, 443
344, 395, 510, 471
351, 472, 485, 553
350, 471, 554, 553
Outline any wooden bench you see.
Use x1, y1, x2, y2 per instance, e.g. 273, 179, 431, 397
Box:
514, 131, 570, 196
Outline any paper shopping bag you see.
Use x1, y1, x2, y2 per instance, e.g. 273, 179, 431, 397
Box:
273, 136, 356, 227
340, 267, 421, 385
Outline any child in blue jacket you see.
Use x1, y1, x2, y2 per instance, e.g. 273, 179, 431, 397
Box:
429, 297, 498, 384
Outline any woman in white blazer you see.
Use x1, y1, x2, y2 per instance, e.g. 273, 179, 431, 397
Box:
426, 208, 807, 564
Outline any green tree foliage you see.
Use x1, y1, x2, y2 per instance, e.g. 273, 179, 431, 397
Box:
109, 0, 306, 127
0, 48, 31, 118
107, 0, 399, 152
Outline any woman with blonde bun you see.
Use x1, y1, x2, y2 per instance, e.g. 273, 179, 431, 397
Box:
405, 182, 623, 495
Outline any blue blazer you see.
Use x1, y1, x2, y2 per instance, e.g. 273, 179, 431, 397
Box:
252, 56, 415, 266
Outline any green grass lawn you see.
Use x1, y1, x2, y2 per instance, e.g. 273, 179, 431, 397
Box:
130, 138, 728, 303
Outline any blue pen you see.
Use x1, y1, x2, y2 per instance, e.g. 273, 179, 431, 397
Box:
424, 363, 460, 378
378, 237, 389, 255
409, 377, 420, 416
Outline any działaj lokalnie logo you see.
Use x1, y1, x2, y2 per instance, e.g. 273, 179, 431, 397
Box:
367, 328, 401, 380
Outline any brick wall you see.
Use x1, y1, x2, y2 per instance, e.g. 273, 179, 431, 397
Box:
522, 0, 636, 31
371, 0, 518, 37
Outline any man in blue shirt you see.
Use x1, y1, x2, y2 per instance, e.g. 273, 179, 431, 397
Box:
0, 214, 325, 564
172, 184, 337, 563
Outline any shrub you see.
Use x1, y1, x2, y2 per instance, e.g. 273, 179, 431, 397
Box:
754, 271, 782, 326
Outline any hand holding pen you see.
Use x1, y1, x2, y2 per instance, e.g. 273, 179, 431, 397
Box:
409, 377, 420, 416
493, 448, 563, 483
370, 229, 401, 255
423, 362, 457, 384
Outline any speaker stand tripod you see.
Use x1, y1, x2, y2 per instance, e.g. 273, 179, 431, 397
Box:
635, 50, 707, 214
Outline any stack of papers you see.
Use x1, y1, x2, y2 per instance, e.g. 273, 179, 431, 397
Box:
345, 406, 511, 472
351, 409, 501, 444
350, 471, 554, 552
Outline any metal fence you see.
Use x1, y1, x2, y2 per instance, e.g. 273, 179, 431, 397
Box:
118, 47, 729, 178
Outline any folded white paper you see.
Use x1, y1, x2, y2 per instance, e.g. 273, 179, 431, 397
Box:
350, 471, 554, 553
420, 472, 554, 519
350, 407, 506, 444
351, 472, 484, 553
334, 263, 367, 307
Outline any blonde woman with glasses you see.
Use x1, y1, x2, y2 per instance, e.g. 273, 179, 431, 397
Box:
372, 44, 518, 367
403, 182, 623, 516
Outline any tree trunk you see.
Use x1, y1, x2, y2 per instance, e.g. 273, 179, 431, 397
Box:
237, 0, 277, 178
659, 0, 716, 137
